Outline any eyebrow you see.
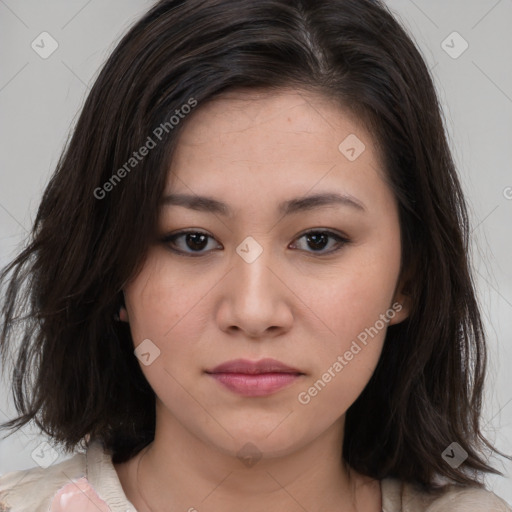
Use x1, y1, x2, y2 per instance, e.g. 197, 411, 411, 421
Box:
161, 192, 366, 217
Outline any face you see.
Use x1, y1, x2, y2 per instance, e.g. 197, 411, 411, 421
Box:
122, 88, 410, 460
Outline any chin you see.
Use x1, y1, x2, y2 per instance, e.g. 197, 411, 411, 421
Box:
214, 423, 311, 459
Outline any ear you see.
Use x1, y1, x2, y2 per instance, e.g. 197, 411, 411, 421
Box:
117, 291, 129, 322
387, 290, 411, 326
388, 265, 414, 326
119, 306, 129, 322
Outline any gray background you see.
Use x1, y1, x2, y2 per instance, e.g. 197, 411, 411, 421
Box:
0, 0, 511, 505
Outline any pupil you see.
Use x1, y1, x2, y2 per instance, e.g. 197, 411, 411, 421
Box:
307, 233, 328, 251
187, 233, 208, 251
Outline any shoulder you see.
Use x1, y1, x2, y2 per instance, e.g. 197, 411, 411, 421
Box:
381, 477, 512, 512
0, 441, 135, 512
0, 448, 86, 512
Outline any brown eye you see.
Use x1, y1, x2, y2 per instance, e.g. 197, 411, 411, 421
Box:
161, 229, 350, 257
161, 231, 221, 256
290, 230, 350, 254
305, 232, 330, 251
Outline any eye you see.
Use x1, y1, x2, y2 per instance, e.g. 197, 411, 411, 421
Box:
161, 229, 350, 257
161, 230, 221, 256
290, 230, 350, 254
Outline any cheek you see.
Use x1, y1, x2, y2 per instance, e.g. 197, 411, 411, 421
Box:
298, 302, 388, 409
124, 252, 211, 341
122, 255, 213, 416
294, 234, 401, 407
302, 244, 401, 349
295, 283, 393, 422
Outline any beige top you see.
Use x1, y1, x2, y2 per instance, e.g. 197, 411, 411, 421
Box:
0, 441, 510, 511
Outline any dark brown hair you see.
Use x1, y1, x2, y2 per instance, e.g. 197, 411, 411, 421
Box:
0, 0, 508, 491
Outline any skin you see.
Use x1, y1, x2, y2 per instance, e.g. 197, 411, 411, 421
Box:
114, 88, 410, 512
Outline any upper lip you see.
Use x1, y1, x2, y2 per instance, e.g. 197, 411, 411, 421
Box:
206, 358, 304, 375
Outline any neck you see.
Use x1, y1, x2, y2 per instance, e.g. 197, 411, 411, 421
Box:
120, 407, 381, 512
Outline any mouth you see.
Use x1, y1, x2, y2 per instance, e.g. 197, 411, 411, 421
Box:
205, 358, 305, 397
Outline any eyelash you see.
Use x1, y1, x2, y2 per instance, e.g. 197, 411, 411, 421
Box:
160, 229, 351, 257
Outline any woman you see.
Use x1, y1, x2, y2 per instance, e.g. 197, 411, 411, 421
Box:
1, 0, 510, 510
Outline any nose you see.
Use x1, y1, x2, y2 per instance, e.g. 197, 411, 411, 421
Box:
216, 241, 294, 339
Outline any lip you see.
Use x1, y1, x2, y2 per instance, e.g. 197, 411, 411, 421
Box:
205, 358, 305, 397
207, 358, 302, 375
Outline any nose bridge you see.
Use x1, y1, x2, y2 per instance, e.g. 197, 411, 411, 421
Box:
218, 234, 292, 336
232, 234, 276, 304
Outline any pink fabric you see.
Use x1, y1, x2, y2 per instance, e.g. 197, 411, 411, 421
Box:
50, 476, 111, 512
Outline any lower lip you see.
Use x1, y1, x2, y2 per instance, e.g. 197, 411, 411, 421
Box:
208, 372, 301, 397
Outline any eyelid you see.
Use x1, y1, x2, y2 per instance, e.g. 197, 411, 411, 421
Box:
160, 229, 220, 257
160, 229, 351, 257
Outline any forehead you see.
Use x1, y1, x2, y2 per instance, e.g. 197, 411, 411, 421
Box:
169, 88, 381, 171
164, 88, 391, 216
175, 88, 368, 148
